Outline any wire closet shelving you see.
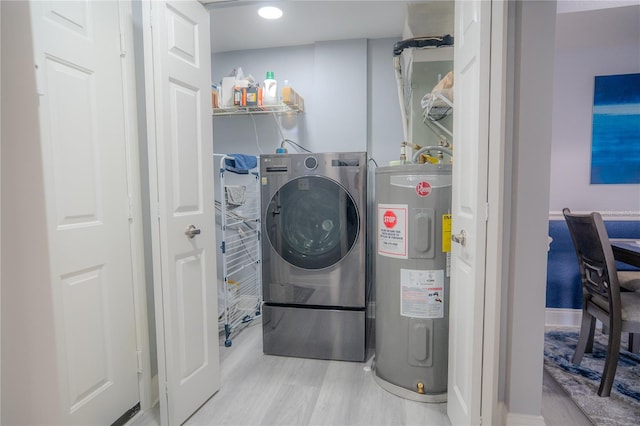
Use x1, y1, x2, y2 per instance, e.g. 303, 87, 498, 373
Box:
216, 155, 262, 347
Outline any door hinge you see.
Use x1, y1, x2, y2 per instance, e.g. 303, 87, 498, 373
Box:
119, 32, 127, 57
485, 202, 489, 222
35, 63, 45, 96
136, 350, 143, 373
128, 195, 134, 221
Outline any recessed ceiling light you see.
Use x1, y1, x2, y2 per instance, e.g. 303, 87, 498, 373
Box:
258, 6, 283, 20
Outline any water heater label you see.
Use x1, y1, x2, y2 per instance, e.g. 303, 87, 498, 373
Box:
377, 204, 408, 258
400, 268, 445, 319
442, 214, 452, 252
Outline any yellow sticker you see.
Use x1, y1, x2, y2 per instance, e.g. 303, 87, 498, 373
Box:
442, 214, 452, 252
261, 177, 268, 185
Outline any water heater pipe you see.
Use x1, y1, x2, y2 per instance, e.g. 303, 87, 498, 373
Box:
393, 56, 409, 147
411, 145, 453, 164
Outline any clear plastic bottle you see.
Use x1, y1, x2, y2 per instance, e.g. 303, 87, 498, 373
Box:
263, 71, 278, 106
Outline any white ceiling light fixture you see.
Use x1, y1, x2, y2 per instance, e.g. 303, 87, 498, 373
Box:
258, 6, 283, 20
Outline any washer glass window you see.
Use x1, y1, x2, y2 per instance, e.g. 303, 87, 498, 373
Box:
265, 176, 359, 270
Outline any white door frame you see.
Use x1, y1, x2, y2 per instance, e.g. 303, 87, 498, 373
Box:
138, 0, 168, 417
478, 1, 556, 424
481, 0, 509, 424
117, 0, 154, 413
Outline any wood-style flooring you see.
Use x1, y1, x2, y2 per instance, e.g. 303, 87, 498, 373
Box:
131, 321, 591, 426
541, 368, 591, 425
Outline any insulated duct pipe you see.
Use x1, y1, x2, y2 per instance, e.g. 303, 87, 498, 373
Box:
392, 35, 454, 163
393, 56, 409, 148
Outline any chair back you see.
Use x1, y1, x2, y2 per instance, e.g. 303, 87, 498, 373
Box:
562, 208, 622, 315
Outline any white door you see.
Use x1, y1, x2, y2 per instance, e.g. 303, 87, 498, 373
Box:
143, 1, 220, 425
447, 0, 492, 424
29, 1, 140, 424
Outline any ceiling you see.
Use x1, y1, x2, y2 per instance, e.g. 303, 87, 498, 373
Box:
205, 1, 451, 53
204, 0, 640, 54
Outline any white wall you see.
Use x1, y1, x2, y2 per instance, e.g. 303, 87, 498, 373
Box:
211, 38, 402, 160
549, 5, 640, 214
367, 38, 404, 166
1, 2, 63, 423
365, 38, 405, 303
311, 39, 367, 153
504, 0, 557, 421
212, 44, 315, 155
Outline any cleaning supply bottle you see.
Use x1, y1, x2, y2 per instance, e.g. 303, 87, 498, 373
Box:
263, 71, 278, 106
281, 79, 293, 105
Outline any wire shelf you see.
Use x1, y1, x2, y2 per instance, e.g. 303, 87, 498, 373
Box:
217, 155, 262, 347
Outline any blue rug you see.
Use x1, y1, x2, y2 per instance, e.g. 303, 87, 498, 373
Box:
544, 328, 640, 425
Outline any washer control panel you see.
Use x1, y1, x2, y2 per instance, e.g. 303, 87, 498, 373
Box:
304, 156, 318, 170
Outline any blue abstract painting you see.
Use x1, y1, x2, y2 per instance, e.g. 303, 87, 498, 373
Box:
590, 73, 640, 184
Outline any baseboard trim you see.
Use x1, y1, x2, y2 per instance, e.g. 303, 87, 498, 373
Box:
505, 412, 545, 426
545, 308, 581, 328
545, 308, 605, 330
492, 400, 507, 425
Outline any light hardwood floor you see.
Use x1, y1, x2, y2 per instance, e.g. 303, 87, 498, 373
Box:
131, 320, 590, 426
541, 369, 592, 425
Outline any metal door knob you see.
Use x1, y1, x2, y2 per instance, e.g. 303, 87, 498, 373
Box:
451, 230, 467, 247
185, 225, 201, 239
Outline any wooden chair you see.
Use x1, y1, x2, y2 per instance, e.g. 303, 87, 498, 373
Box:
563, 208, 640, 397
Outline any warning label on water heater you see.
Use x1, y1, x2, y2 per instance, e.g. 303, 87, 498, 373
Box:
377, 204, 408, 259
400, 268, 445, 319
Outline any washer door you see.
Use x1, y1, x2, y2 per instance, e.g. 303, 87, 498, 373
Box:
265, 176, 359, 270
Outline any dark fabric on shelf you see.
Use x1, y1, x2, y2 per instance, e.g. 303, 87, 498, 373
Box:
224, 154, 257, 174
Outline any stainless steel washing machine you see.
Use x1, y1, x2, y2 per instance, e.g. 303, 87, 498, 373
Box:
260, 152, 367, 361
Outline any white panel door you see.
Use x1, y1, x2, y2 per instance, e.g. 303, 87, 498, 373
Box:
29, 1, 139, 424
447, 0, 491, 425
144, 1, 219, 424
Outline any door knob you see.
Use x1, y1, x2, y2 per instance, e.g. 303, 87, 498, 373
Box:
451, 230, 467, 247
185, 225, 201, 239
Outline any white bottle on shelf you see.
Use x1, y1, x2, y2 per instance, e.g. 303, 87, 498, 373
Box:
263, 71, 278, 106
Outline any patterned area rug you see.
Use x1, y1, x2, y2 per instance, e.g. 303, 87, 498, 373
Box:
544, 328, 640, 425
